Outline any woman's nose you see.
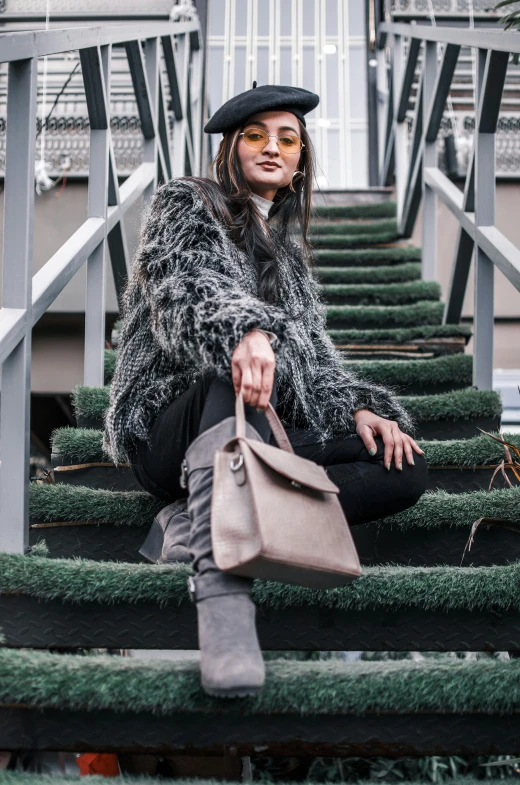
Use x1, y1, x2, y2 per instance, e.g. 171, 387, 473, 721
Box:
263, 136, 279, 154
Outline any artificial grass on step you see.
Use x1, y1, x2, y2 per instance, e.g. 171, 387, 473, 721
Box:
344, 353, 473, 390
328, 324, 472, 344
313, 246, 421, 266
317, 261, 422, 284
2, 643, 520, 715
72, 384, 110, 421
321, 280, 441, 306
30, 482, 164, 526
50, 422, 517, 468
29, 480, 520, 533
309, 218, 397, 236
310, 229, 399, 248
70, 384, 497, 428
326, 300, 444, 329
312, 201, 397, 220
3, 539, 520, 610
402, 388, 502, 422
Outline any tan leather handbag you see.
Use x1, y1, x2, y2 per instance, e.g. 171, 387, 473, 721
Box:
211, 393, 362, 589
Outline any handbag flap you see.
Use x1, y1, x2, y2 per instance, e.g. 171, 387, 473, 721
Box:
241, 437, 340, 494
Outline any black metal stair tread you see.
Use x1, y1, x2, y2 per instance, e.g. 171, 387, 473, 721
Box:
27, 506, 520, 567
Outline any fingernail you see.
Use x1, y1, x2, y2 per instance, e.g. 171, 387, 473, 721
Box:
385, 462, 391, 471
411, 457, 415, 466
369, 447, 377, 456
397, 462, 403, 471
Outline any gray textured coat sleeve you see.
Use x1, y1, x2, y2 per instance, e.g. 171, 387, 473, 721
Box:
135, 179, 292, 377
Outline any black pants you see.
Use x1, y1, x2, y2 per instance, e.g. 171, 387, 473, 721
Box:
128, 375, 429, 526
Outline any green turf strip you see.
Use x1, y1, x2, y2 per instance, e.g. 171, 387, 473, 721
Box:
29, 480, 520, 534
309, 218, 397, 236
313, 246, 422, 265
402, 388, 502, 422
72, 384, 495, 426
317, 261, 422, 284
310, 229, 400, 248
344, 353, 473, 390
321, 280, 441, 306
51, 417, 517, 466
2, 645, 520, 715
30, 482, 164, 526
326, 301, 444, 329
104, 349, 116, 382
328, 324, 472, 343
312, 201, 397, 220
2, 538, 520, 610
72, 384, 110, 420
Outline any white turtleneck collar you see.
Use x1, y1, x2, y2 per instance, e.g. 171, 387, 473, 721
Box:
251, 191, 274, 219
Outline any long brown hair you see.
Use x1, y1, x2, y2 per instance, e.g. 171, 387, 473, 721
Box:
179, 115, 317, 305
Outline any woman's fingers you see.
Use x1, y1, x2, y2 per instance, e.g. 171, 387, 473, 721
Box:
382, 425, 396, 471
403, 435, 416, 466
257, 361, 274, 410
231, 361, 242, 396
410, 436, 425, 455
392, 429, 404, 471
358, 424, 378, 457
248, 361, 263, 408
240, 366, 253, 404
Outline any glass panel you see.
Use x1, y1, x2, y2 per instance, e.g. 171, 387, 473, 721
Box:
235, 0, 248, 36
302, 46, 315, 93
349, 46, 367, 121
280, 45, 292, 85
209, 0, 227, 36
256, 3, 270, 36
301, 0, 316, 37
280, 1, 292, 36
350, 128, 368, 187
256, 47, 270, 85
234, 46, 247, 93
348, 0, 365, 37
326, 0, 338, 37
325, 51, 339, 119
325, 128, 340, 187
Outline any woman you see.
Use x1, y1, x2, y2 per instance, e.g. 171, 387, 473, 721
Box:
103, 83, 428, 698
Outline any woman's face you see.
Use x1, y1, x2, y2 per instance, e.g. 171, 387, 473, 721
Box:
237, 109, 303, 201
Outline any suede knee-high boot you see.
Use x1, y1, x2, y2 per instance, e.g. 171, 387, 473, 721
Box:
139, 499, 191, 564
182, 416, 265, 698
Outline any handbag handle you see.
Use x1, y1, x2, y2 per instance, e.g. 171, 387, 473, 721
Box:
235, 391, 295, 454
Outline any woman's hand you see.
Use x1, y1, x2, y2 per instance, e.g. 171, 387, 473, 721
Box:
232, 329, 276, 410
354, 409, 424, 471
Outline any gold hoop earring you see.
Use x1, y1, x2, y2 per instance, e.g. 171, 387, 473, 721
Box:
289, 170, 305, 193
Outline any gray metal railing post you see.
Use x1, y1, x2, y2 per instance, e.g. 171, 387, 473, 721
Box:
82, 44, 111, 388
421, 41, 438, 282
0, 57, 37, 553
473, 49, 500, 390
173, 33, 190, 177
391, 34, 407, 225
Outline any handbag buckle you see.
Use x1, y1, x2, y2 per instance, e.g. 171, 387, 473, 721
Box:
230, 454, 244, 472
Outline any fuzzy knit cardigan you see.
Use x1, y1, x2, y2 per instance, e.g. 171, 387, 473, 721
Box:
103, 177, 415, 465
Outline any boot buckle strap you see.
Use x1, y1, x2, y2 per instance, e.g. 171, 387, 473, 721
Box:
187, 575, 197, 603
179, 458, 188, 489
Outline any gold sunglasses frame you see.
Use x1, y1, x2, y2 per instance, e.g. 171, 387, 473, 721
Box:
238, 127, 305, 154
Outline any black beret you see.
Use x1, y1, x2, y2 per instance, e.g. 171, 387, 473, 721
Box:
204, 82, 319, 134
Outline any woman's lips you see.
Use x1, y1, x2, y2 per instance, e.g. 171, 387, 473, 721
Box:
258, 162, 280, 169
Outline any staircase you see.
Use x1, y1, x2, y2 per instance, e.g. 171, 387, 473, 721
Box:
2, 195, 520, 763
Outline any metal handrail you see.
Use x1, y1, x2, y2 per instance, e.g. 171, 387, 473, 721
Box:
0, 19, 204, 553
377, 21, 520, 398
